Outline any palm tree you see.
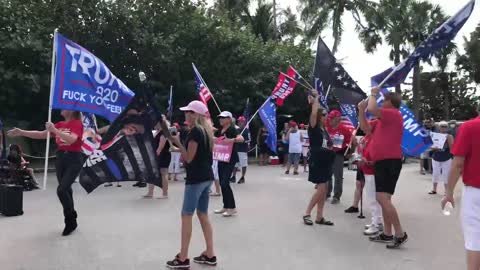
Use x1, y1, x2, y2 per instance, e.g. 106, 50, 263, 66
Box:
358, 0, 448, 111
299, 0, 377, 55
214, 0, 251, 22
243, 1, 302, 43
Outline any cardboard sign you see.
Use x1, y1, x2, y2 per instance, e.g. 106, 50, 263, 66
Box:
431, 132, 447, 149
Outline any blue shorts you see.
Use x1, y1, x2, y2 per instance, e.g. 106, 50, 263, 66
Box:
182, 181, 212, 215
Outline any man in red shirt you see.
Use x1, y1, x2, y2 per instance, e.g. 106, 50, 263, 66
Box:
442, 103, 480, 270
326, 110, 354, 204
358, 87, 407, 249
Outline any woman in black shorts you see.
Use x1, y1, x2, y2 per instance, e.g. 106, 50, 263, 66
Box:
303, 92, 335, 226
144, 119, 171, 199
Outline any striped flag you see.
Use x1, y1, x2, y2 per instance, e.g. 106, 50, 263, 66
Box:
79, 112, 161, 193
192, 63, 213, 105
81, 113, 102, 156
167, 85, 173, 120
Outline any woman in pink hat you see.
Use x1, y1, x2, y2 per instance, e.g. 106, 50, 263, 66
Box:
166, 100, 217, 269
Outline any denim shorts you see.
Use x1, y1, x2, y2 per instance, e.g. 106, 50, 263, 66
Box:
182, 181, 213, 215
288, 153, 301, 165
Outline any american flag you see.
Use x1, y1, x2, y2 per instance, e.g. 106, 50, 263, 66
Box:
192, 63, 213, 105
81, 113, 102, 156
314, 77, 329, 110
340, 104, 358, 130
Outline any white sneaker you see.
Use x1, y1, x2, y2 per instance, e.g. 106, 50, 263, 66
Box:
222, 209, 237, 217
214, 208, 227, 214
364, 223, 374, 230
364, 224, 383, 236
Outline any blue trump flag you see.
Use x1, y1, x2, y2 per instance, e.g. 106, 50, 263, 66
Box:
371, 78, 432, 157
314, 78, 329, 111
52, 33, 135, 122
259, 98, 277, 154
373, 0, 475, 88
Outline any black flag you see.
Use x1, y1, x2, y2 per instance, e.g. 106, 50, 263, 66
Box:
313, 37, 367, 104
79, 102, 161, 193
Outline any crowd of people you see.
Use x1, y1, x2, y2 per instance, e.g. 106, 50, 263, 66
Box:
4, 87, 480, 270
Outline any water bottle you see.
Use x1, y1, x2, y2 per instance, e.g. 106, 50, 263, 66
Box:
442, 202, 453, 216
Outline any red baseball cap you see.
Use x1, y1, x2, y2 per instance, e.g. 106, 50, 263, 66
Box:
328, 110, 342, 119
238, 116, 246, 122
290, 121, 298, 127
173, 122, 180, 128
183, 121, 189, 126
299, 123, 305, 128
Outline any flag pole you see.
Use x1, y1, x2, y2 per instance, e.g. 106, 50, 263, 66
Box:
43, 29, 58, 190
240, 97, 271, 135
280, 72, 313, 91
168, 85, 173, 123
289, 66, 315, 90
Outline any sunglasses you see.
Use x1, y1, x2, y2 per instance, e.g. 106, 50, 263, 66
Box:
183, 110, 194, 114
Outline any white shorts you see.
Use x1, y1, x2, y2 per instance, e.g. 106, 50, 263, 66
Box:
236, 152, 248, 168
432, 159, 451, 184
212, 160, 219, 180
462, 185, 480, 251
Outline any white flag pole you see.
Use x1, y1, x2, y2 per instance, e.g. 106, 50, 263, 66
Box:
43, 29, 58, 190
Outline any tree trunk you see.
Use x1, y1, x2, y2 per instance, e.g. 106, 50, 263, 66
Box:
393, 46, 402, 94
272, 0, 277, 40
412, 63, 421, 118
441, 72, 450, 120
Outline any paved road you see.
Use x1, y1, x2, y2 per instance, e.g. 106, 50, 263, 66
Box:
0, 163, 466, 270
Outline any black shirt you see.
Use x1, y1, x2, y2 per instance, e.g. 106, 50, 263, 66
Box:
215, 126, 239, 165
236, 128, 250, 153
308, 125, 333, 154
185, 126, 214, 185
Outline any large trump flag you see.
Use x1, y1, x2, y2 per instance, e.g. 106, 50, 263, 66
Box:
52, 33, 135, 122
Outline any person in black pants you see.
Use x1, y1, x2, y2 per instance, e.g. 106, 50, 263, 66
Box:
8, 110, 84, 236
214, 111, 244, 217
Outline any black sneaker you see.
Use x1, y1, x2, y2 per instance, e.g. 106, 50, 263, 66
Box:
132, 182, 140, 187
369, 233, 394, 243
62, 219, 77, 236
104, 183, 113, 187
386, 233, 408, 249
344, 206, 359, 213
137, 182, 147, 188
230, 176, 236, 183
237, 177, 245, 184
166, 255, 190, 269
193, 253, 217, 266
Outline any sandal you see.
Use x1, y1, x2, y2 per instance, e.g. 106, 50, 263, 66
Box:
428, 191, 437, 195
303, 215, 314, 226
315, 218, 334, 226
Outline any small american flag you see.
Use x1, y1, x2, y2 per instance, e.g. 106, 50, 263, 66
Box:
81, 113, 102, 156
192, 63, 213, 105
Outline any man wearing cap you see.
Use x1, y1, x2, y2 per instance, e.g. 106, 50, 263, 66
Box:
326, 110, 353, 204
442, 103, 480, 270
234, 116, 250, 184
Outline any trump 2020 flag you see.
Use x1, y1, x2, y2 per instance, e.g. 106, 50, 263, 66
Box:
373, 0, 475, 88
53, 33, 135, 122
192, 63, 213, 105
259, 98, 277, 153
339, 104, 358, 129
271, 67, 300, 106
79, 107, 161, 193
315, 77, 329, 110
371, 77, 432, 156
